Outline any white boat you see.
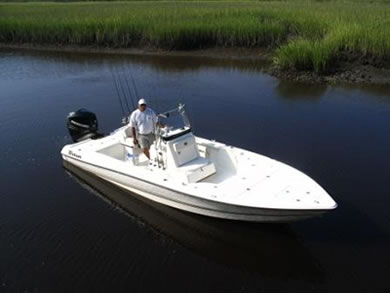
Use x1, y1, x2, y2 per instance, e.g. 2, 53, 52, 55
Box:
61, 104, 337, 222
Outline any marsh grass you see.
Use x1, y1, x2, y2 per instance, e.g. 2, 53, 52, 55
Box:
1, 1, 390, 72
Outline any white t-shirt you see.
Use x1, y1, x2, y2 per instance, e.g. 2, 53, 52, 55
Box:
129, 108, 157, 135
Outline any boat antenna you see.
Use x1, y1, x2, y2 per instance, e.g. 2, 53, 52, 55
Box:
183, 95, 194, 132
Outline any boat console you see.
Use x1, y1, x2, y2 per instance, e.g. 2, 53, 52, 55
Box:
154, 105, 216, 183
160, 126, 192, 141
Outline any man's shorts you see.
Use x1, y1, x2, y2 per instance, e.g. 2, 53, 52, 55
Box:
138, 133, 155, 149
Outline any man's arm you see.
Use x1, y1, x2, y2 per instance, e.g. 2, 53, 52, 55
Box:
132, 127, 138, 146
152, 110, 165, 128
129, 112, 138, 146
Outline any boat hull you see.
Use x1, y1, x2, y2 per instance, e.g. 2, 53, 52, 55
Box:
63, 155, 328, 222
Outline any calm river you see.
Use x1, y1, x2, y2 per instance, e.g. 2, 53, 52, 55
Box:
1, 48, 389, 292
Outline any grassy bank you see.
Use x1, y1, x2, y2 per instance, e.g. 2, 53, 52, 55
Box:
1, 1, 390, 73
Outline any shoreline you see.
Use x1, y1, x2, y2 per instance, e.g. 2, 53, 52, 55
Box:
0, 43, 271, 61
2, 43, 390, 85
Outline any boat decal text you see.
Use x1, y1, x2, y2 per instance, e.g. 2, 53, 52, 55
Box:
68, 150, 82, 159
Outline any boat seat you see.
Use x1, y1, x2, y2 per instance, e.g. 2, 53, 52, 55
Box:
178, 156, 216, 184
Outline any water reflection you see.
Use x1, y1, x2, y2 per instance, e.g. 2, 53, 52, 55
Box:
64, 162, 322, 281
276, 81, 328, 101
2, 47, 390, 101
338, 83, 390, 103
0, 48, 266, 76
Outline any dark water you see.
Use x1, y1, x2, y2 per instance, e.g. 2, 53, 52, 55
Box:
1, 48, 390, 292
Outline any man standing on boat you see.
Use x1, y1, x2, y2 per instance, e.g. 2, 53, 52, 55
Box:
129, 98, 157, 160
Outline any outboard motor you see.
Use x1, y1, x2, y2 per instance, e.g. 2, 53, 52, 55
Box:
67, 109, 101, 142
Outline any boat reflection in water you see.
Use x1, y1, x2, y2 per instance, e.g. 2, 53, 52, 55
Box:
63, 161, 323, 281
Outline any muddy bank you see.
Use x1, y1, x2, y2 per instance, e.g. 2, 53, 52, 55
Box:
269, 52, 390, 85
2, 43, 389, 85
269, 65, 390, 85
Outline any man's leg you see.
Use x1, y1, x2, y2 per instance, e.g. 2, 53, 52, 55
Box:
139, 133, 153, 160
143, 148, 150, 159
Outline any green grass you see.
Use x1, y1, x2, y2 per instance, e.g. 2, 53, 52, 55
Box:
1, 1, 390, 73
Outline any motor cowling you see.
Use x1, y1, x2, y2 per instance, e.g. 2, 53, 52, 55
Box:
67, 109, 99, 142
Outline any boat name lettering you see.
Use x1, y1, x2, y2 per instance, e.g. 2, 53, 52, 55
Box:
68, 150, 82, 159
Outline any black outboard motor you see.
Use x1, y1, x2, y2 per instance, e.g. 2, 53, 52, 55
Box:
67, 109, 101, 142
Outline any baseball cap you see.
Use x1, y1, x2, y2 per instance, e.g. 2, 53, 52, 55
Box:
138, 98, 147, 105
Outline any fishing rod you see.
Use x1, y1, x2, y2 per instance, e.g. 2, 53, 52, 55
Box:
110, 67, 126, 118
126, 64, 157, 112
148, 71, 162, 113
129, 67, 139, 100
122, 65, 136, 110
129, 64, 158, 110
114, 66, 132, 115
